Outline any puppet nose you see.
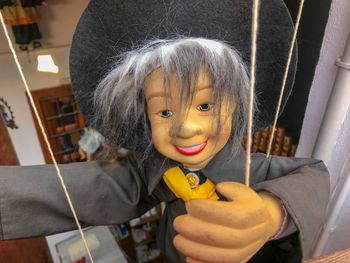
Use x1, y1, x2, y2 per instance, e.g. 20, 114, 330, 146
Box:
171, 122, 202, 139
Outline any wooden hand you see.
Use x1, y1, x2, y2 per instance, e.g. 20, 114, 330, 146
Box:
173, 182, 285, 263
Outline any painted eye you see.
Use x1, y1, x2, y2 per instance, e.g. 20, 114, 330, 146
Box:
158, 110, 173, 118
197, 103, 213, 111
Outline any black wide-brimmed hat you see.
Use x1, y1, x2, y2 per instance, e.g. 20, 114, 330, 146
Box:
70, 0, 296, 149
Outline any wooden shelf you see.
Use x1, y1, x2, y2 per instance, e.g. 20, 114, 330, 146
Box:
45, 111, 81, 121
27, 85, 87, 164
54, 147, 76, 156
147, 254, 164, 263
132, 214, 161, 228
130, 205, 163, 263
135, 237, 156, 246
49, 128, 83, 139
306, 247, 350, 263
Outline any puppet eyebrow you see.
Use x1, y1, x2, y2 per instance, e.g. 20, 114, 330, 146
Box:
147, 91, 172, 101
146, 85, 212, 101
196, 84, 212, 91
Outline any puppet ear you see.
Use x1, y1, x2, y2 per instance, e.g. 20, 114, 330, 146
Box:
70, 0, 296, 150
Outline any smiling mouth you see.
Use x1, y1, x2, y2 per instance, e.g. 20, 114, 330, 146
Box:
175, 141, 208, 155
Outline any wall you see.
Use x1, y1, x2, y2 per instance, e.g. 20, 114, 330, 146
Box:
0, 1, 89, 165
0, 47, 69, 165
295, 0, 350, 257
297, 0, 350, 161
316, 118, 350, 256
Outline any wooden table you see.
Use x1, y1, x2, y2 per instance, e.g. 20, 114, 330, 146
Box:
306, 248, 350, 262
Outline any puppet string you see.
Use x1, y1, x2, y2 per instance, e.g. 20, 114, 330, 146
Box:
0, 13, 95, 263
266, 0, 305, 158
245, 0, 260, 187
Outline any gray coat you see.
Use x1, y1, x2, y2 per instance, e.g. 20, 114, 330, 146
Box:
0, 146, 329, 262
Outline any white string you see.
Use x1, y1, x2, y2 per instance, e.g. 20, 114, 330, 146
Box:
0, 13, 94, 263
245, 0, 260, 187
266, 0, 305, 157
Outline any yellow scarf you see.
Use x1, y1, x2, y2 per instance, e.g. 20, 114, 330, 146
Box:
163, 167, 219, 202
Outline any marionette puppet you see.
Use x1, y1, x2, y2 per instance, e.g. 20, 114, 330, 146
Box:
0, 1, 329, 263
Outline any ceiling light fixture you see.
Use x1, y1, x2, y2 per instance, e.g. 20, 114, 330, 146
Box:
37, 55, 59, 73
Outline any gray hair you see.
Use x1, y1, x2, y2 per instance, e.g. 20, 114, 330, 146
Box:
94, 37, 250, 160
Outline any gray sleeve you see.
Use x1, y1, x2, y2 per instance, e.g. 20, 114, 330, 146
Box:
253, 156, 330, 260
0, 158, 159, 240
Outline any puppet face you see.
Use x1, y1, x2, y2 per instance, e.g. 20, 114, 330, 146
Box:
145, 68, 235, 169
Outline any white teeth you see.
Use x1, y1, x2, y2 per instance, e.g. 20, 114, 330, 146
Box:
179, 144, 203, 151
175, 141, 207, 155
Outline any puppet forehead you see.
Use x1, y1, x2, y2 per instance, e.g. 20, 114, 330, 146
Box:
70, 0, 296, 134
145, 67, 213, 99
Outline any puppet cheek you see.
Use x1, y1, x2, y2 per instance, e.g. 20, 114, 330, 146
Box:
150, 125, 172, 154
152, 136, 167, 153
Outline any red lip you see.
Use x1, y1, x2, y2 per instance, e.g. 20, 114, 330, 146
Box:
175, 141, 208, 155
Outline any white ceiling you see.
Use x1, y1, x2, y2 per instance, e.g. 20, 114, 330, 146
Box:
0, 0, 89, 54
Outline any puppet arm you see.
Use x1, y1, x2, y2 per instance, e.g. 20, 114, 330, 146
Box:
0, 156, 159, 240
173, 157, 329, 262
253, 157, 330, 260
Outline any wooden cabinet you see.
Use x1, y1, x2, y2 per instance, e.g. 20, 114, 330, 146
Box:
27, 85, 87, 164
129, 205, 164, 263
